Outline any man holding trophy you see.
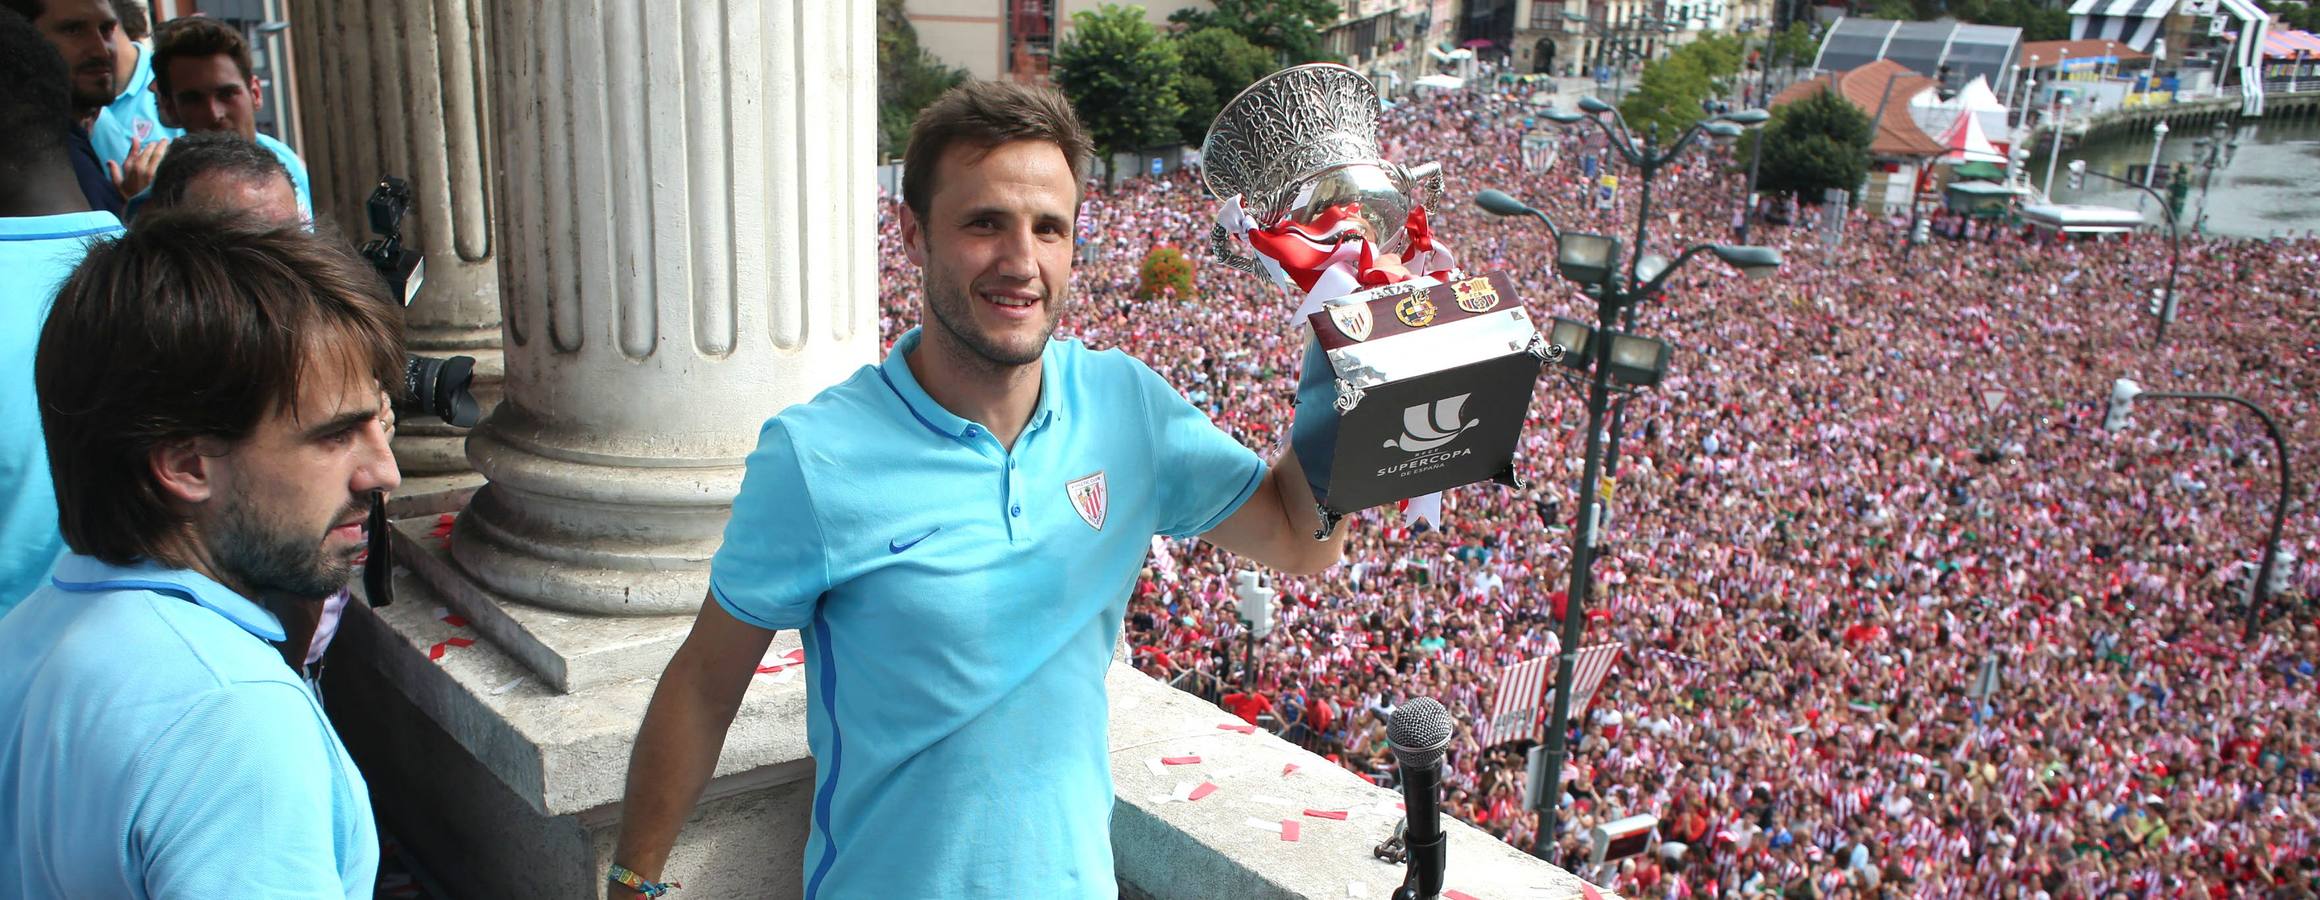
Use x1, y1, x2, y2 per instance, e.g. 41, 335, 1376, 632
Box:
612, 67, 1543, 898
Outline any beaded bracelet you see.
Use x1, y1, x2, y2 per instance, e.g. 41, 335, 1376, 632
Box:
607, 863, 680, 897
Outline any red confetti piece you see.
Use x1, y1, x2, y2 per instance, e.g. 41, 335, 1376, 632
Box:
440, 613, 470, 628
1582, 884, 1604, 900
1281, 763, 1300, 776
1216, 722, 1256, 734
446, 637, 475, 649
430, 513, 455, 538
1161, 755, 1202, 766
1187, 782, 1217, 801
1279, 820, 1300, 841
1302, 809, 1348, 820
1444, 892, 1478, 900
427, 642, 446, 661
755, 647, 807, 674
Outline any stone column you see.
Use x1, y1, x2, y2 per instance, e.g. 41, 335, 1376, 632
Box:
429, 0, 876, 685
291, 0, 506, 515
314, 3, 872, 897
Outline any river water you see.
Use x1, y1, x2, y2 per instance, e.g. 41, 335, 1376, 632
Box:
2042, 116, 2320, 239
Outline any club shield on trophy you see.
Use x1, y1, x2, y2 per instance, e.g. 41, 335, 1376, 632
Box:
1203, 64, 1553, 535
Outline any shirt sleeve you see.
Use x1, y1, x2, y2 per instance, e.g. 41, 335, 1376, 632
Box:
133, 683, 361, 897
708, 418, 832, 632
1127, 355, 1265, 539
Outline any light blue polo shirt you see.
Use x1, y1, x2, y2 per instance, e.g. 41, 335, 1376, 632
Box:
0, 554, 378, 896
90, 42, 183, 168
253, 131, 314, 220
0, 210, 121, 617
711, 327, 1265, 899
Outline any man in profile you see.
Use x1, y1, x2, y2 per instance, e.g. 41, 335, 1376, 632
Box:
0, 9, 122, 615
152, 15, 308, 218
0, 210, 399, 894
2, 0, 128, 216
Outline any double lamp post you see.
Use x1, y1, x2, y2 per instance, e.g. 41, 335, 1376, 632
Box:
1475, 94, 1782, 862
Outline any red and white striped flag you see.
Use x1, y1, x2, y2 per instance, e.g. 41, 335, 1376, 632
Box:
1482, 643, 1623, 745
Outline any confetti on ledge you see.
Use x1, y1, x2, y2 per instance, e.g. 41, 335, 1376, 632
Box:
1444, 891, 1479, 900
1187, 782, 1218, 802
1303, 808, 1349, 820
1347, 883, 1368, 898
756, 647, 806, 675
1216, 722, 1257, 734
1161, 755, 1202, 766
1280, 820, 1300, 841
1145, 758, 1167, 779
425, 637, 477, 661
490, 676, 528, 696
1282, 763, 1301, 777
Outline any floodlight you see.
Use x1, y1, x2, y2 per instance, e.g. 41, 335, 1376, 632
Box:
1556, 233, 1621, 287
1605, 333, 1672, 387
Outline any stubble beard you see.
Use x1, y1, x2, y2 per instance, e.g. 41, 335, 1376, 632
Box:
921, 261, 1064, 374
210, 497, 363, 601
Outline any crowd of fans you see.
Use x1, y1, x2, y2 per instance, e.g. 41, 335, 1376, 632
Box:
877, 87, 2319, 897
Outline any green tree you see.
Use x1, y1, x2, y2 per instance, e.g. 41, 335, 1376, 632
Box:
1172, 26, 1275, 145
1053, 4, 1186, 173
1758, 85, 1872, 201
1768, 21, 1818, 69
1617, 35, 1744, 139
1167, 0, 1342, 65
876, 0, 966, 158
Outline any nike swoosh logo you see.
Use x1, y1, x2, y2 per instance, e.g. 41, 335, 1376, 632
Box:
889, 527, 940, 554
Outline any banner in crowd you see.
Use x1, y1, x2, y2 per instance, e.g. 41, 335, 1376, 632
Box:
1483, 643, 1623, 745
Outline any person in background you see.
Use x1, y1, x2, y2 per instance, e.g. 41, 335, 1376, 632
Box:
0, 9, 122, 617
0, 210, 399, 896
89, 0, 177, 194
151, 15, 308, 219
138, 129, 297, 225
2, 0, 127, 217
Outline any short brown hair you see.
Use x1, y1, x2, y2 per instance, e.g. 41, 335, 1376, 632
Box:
36, 210, 406, 566
902, 80, 1093, 222
151, 16, 251, 98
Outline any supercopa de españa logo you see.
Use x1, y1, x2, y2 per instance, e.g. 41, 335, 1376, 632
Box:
1379, 394, 1478, 477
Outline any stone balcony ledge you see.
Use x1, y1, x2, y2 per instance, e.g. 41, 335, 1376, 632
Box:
345, 557, 1608, 899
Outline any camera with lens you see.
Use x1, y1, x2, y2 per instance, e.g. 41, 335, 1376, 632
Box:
359, 175, 481, 428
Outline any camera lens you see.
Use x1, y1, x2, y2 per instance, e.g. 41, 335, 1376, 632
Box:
402, 353, 482, 428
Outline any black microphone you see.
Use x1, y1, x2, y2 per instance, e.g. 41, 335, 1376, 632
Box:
1388, 697, 1452, 900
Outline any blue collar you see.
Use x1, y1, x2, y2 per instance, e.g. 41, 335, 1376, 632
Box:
0, 210, 122, 243
48, 553, 287, 643
878, 327, 1061, 440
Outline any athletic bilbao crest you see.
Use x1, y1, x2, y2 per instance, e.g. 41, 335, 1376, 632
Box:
1328, 303, 1375, 341
1067, 471, 1107, 531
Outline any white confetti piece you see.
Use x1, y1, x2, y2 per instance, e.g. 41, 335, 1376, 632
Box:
1244, 817, 1282, 832
1145, 758, 1167, 779
1348, 883, 1369, 898
489, 676, 527, 696
1171, 781, 1198, 802
1242, 795, 1298, 807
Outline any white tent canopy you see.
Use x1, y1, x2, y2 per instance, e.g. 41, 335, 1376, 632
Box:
1910, 76, 2010, 151
1938, 105, 2006, 163
1413, 74, 1465, 90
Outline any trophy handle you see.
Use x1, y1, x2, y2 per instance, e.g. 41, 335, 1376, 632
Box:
1210, 223, 1264, 275
1405, 161, 1447, 209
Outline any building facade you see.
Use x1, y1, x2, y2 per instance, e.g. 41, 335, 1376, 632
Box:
904, 0, 1208, 82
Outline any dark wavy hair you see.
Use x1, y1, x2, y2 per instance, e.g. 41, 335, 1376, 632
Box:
36, 210, 406, 565
902, 79, 1093, 223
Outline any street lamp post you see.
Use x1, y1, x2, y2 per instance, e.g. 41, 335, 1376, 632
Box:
2104, 380, 2297, 639
2188, 120, 2241, 234
2139, 119, 2169, 210
2042, 94, 2073, 198
2068, 160, 2180, 345
1476, 99, 1781, 865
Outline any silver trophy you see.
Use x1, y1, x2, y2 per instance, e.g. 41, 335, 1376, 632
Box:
1202, 64, 1547, 535
1202, 63, 1445, 281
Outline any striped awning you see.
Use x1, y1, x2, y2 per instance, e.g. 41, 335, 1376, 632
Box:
2070, 0, 2175, 52
2068, 0, 2172, 19
2263, 29, 2320, 59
